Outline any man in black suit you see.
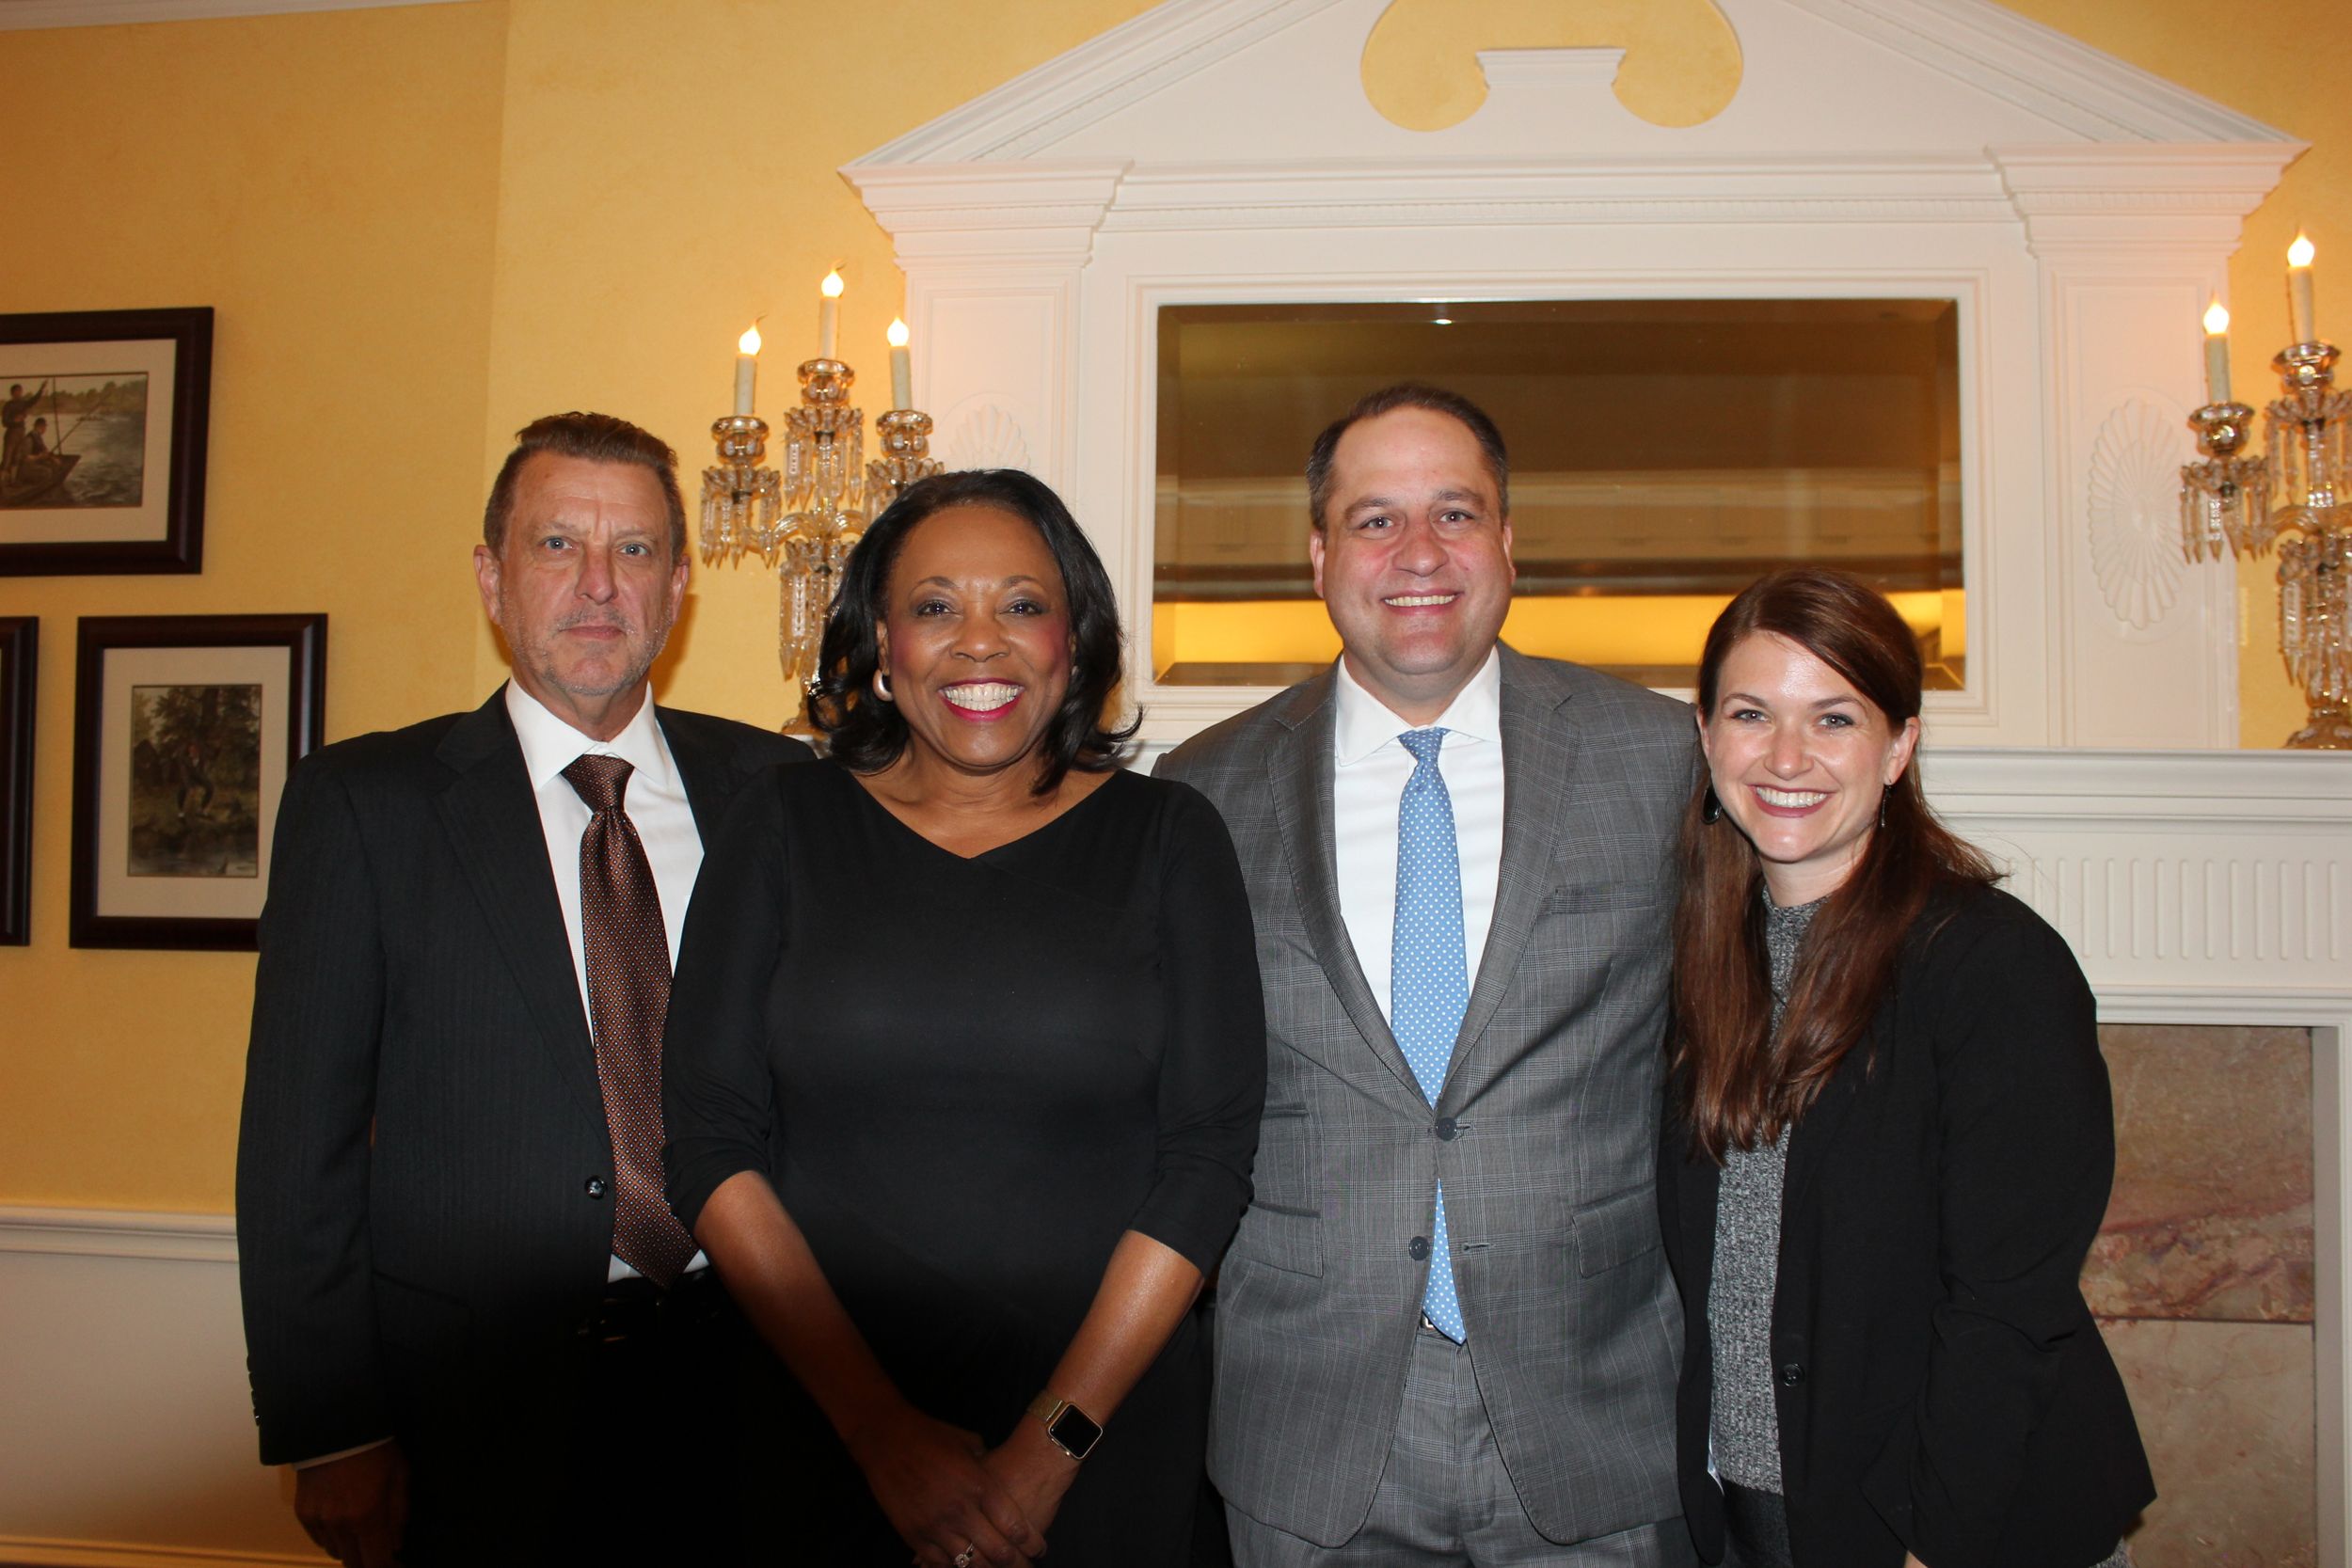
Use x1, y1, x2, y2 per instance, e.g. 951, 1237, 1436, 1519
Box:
236, 411, 810, 1566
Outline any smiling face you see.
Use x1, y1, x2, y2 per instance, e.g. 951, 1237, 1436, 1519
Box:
878, 504, 1073, 784
1700, 630, 1921, 907
1310, 405, 1515, 725
473, 451, 687, 741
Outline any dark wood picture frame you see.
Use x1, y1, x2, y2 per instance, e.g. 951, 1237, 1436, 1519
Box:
0, 617, 33, 945
71, 613, 325, 950
0, 307, 214, 576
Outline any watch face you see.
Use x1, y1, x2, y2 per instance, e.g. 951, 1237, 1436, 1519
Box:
1049, 1403, 1104, 1458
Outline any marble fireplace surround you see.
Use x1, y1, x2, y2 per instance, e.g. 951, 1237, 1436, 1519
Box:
836, 0, 2352, 1552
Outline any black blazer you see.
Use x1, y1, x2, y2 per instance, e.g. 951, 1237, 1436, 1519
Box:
1658, 885, 2153, 1568
236, 689, 809, 1473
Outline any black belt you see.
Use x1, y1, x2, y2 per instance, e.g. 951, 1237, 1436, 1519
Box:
576, 1265, 728, 1347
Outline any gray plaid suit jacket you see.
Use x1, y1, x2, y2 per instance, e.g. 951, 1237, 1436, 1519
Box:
1158, 646, 1694, 1549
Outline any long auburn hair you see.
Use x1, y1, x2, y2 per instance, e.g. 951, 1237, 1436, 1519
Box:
1670, 568, 1995, 1163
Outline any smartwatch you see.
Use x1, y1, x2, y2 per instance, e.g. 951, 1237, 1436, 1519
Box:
1025, 1392, 1104, 1461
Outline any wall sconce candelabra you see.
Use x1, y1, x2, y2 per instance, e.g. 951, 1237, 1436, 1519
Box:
2181, 235, 2352, 750
700, 275, 944, 696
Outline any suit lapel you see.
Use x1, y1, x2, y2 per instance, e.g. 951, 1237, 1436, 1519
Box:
1266, 672, 1423, 1102
654, 705, 731, 838
1440, 648, 1578, 1107
433, 689, 603, 1122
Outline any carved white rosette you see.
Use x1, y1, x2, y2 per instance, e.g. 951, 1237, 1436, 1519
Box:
2089, 398, 2189, 632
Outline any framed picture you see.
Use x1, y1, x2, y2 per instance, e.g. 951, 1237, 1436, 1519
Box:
71, 614, 325, 950
0, 617, 33, 945
0, 308, 214, 576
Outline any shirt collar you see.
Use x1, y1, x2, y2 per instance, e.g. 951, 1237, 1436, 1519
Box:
504, 681, 676, 797
1331, 646, 1502, 767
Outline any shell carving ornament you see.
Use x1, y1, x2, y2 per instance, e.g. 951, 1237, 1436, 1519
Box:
2089, 398, 2189, 631
944, 401, 1033, 474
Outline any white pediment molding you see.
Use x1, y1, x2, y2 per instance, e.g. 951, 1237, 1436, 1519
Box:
849, 0, 2294, 171
853, 0, 1347, 166
1776, 0, 2290, 143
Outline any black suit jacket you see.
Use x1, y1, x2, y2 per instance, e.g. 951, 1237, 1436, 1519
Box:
236, 689, 809, 1471
1658, 885, 2153, 1568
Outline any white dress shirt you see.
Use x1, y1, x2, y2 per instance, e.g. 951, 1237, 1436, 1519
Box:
504, 681, 707, 1280
1330, 648, 1506, 1038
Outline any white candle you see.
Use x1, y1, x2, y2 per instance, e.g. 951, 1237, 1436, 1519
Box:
818, 270, 843, 361
2289, 233, 2317, 343
733, 324, 760, 417
2201, 300, 2231, 404
887, 318, 912, 410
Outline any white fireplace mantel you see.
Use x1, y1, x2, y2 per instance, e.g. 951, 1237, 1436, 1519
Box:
840, 0, 2343, 1554
846, 0, 2302, 754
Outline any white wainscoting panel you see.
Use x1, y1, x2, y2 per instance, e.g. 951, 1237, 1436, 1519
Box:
0, 1208, 322, 1567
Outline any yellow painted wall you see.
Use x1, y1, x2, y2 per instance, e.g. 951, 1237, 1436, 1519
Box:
0, 2, 511, 1210
0, 0, 2340, 1214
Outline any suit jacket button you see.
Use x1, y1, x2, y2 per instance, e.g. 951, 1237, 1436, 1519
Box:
1408, 1236, 1430, 1261
1433, 1117, 1458, 1141
584, 1177, 609, 1199
1779, 1361, 1804, 1386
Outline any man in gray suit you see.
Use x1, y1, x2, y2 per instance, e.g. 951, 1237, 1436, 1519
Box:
1159, 384, 1695, 1566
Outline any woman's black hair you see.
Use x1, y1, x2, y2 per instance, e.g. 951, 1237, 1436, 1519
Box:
809, 468, 1138, 791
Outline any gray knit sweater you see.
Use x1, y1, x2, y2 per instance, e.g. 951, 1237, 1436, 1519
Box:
1706, 895, 1817, 1490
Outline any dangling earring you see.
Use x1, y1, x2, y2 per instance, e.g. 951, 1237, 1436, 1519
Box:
1702, 785, 1723, 826
1878, 788, 1889, 829
871, 667, 893, 704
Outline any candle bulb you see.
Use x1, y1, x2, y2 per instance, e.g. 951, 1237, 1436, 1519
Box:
2201, 300, 2232, 404
818, 269, 843, 361
887, 318, 912, 411
2288, 233, 2316, 344
733, 324, 760, 417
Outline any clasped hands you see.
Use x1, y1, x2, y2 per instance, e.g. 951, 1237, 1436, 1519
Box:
848, 1401, 1076, 1568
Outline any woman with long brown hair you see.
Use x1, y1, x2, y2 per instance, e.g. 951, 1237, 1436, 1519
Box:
1657, 567, 2152, 1568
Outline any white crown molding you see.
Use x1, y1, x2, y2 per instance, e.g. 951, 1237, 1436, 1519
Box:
0, 1204, 235, 1263
0, 0, 471, 29
852, 150, 2306, 245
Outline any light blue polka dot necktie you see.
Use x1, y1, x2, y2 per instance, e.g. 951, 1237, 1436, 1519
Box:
1392, 727, 1467, 1342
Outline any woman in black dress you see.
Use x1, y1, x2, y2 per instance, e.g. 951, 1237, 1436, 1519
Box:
664, 469, 1264, 1567
1656, 569, 2153, 1568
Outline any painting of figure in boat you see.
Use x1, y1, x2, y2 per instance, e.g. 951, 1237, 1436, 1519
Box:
1, 307, 210, 575
127, 682, 262, 879
1, 372, 148, 510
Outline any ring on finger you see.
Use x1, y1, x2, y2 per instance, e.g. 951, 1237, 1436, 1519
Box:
952, 1548, 976, 1568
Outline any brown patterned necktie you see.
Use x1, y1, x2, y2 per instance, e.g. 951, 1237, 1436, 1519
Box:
562, 753, 696, 1288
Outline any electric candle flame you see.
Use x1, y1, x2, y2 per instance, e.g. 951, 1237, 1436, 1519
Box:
821, 270, 845, 299
887, 318, 909, 349
739, 324, 762, 356
2203, 301, 2230, 336
2290, 233, 2316, 269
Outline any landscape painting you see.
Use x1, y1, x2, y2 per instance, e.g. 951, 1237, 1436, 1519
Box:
1, 372, 149, 511
0, 308, 211, 575
127, 682, 262, 879
71, 613, 324, 950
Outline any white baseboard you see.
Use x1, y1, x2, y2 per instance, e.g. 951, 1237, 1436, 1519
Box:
0, 1206, 323, 1566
